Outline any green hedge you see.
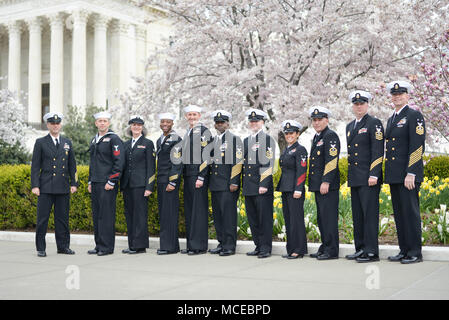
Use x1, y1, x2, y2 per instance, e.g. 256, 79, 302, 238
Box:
1, 156, 448, 233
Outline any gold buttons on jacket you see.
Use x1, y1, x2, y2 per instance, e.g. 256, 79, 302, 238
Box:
355, 153, 358, 156
53, 158, 56, 161
53, 173, 56, 176
53, 166, 56, 168
392, 157, 395, 160
392, 138, 396, 141
392, 147, 395, 151
355, 144, 358, 147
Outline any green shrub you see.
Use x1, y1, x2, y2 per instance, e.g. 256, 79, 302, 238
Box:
0, 140, 31, 165
424, 155, 449, 179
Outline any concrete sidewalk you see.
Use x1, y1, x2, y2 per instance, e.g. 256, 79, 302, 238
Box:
1, 237, 449, 300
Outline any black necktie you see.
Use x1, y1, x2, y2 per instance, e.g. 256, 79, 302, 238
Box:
55, 138, 59, 148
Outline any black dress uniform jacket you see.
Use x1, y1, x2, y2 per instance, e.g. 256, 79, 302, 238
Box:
242, 130, 276, 254
120, 136, 156, 250
308, 126, 340, 257
346, 114, 384, 256
385, 105, 425, 258
121, 136, 156, 191
157, 131, 183, 187
31, 134, 78, 193
88, 130, 125, 185
276, 141, 308, 193
276, 141, 308, 255
31, 134, 78, 252
346, 114, 385, 187
308, 126, 340, 191
209, 130, 243, 252
156, 130, 183, 253
385, 105, 425, 184
182, 123, 213, 252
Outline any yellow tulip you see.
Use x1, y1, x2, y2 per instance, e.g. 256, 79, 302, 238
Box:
273, 213, 277, 219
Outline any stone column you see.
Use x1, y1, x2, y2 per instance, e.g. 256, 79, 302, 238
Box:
135, 25, 147, 79
109, 20, 129, 107
127, 24, 136, 89
26, 17, 42, 124
48, 13, 64, 114
93, 15, 110, 108
71, 9, 89, 107
7, 21, 22, 98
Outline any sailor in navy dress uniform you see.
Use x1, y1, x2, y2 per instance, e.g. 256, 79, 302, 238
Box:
385, 80, 426, 264
31, 112, 78, 257
87, 111, 125, 256
156, 113, 183, 255
276, 120, 308, 259
181, 105, 214, 255
345, 91, 384, 263
208, 110, 243, 256
120, 115, 156, 254
308, 106, 340, 260
242, 108, 276, 259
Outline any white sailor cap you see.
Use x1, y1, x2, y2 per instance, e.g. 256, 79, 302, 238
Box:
309, 106, 331, 118
349, 90, 372, 104
211, 110, 232, 122
386, 80, 412, 94
245, 108, 268, 121
93, 111, 112, 120
281, 120, 302, 132
128, 115, 144, 125
43, 112, 64, 123
183, 105, 202, 114
158, 113, 176, 121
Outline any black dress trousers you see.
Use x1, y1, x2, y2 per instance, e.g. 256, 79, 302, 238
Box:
245, 193, 274, 254
183, 176, 210, 251
157, 182, 181, 252
390, 183, 422, 257
281, 192, 308, 255
123, 187, 149, 250
91, 182, 118, 253
314, 190, 339, 257
350, 185, 380, 255
35, 193, 70, 252
211, 191, 239, 251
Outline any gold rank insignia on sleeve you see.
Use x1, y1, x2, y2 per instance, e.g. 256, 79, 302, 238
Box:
416, 120, 424, 135
266, 147, 273, 159
199, 161, 208, 172
370, 157, 383, 171
260, 167, 273, 182
375, 126, 383, 140
231, 164, 243, 179
148, 175, 155, 184
75, 171, 78, 182
169, 174, 178, 181
323, 158, 338, 176
408, 146, 423, 168
329, 144, 338, 157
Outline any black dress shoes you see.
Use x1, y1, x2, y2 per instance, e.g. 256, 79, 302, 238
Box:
129, 248, 146, 254
87, 249, 98, 255
187, 250, 207, 255
157, 249, 178, 255
57, 248, 75, 255
287, 253, 304, 259
316, 253, 338, 260
97, 251, 112, 256
401, 256, 423, 264
356, 253, 379, 263
257, 252, 271, 259
345, 250, 364, 260
282, 254, 289, 258
208, 247, 222, 254
246, 250, 260, 256
388, 253, 406, 262
219, 250, 235, 256
309, 252, 322, 258
37, 251, 46, 257
181, 249, 189, 254
122, 248, 132, 254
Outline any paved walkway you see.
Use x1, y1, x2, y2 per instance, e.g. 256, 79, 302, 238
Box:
1, 240, 448, 300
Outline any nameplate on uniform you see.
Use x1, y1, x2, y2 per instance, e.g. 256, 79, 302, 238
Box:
137, 145, 146, 149
358, 128, 368, 134
316, 140, 323, 147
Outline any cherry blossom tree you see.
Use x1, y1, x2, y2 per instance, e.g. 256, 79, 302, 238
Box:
0, 88, 29, 145
118, 0, 448, 138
